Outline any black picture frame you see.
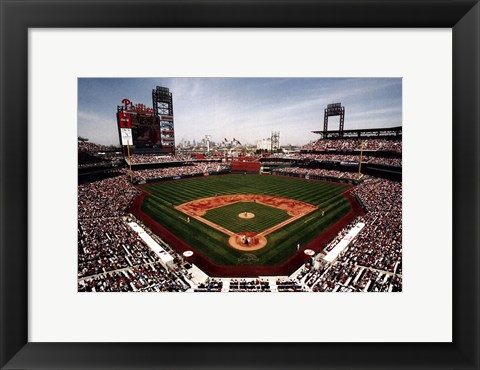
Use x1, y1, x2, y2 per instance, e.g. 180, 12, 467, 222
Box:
1, 0, 479, 369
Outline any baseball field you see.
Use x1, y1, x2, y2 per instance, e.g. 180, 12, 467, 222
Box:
134, 174, 357, 269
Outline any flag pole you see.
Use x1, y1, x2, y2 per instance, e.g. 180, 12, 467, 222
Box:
357, 140, 364, 182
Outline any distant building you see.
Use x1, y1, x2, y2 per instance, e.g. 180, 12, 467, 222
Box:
257, 138, 271, 151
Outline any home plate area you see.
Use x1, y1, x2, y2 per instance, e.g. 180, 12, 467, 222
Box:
228, 232, 267, 251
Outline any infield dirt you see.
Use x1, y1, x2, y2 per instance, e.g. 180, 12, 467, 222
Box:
176, 194, 316, 217
175, 194, 317, 251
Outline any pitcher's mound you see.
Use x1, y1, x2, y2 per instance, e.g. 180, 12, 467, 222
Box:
239, 212, 255, 219
228, 232, 267, 251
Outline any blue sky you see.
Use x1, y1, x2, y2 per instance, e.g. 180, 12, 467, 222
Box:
78, 78, 402, 146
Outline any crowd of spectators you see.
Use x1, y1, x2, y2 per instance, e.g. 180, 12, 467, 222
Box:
309, 262, 399, 292
297, 153, 401, 167
361, 156, 401, 166
129, 154, 194, 164
194, 278, 223, 292
228, 279, 271, 292
78, 171, 189, 292
134, 163, 229, 181
78, 176, 140, 218
342, 178, 402, 274
290, 177, 402, 292
78, 140, 123, 169
324, 217, 363, 252
304, 138, 402, 153
78, 262, 188, 292
78, 217, 157, 278
78, 160, 124, 169
78, 141, 112, 153
276, 278, 306, 292
274, 167, 364, 180
296, 258, 401, 292
262, 153, 401, 167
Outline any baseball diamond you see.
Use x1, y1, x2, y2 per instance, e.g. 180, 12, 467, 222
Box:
130, 174, 364, 276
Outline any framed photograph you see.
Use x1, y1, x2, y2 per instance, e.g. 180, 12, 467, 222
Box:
1, 0, 479, 369
77, 77, 402, 289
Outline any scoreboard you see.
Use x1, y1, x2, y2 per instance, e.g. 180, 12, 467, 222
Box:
117, 91, 175, 154
116, 111, 161, 150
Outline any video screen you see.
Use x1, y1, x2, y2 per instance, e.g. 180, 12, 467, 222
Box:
130, 114, 161, 148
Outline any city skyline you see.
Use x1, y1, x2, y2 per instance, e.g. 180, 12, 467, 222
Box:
78, 77, 402, 147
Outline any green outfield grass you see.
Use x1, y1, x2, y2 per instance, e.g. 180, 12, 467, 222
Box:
203, 202, 291, 234
140, 174, 352, 266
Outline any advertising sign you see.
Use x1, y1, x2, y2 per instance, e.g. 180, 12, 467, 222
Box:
120, 128, 133, 146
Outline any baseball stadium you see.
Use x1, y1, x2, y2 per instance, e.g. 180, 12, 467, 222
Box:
78, 82, 402, 293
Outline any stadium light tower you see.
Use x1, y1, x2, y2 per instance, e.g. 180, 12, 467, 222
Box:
205, 135, 211, 153
324, 103, 345, 137
271, 131, 280, 152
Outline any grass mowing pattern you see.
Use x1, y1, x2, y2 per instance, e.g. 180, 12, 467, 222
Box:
203, 202, 291, 234
141, 174, 351, 266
